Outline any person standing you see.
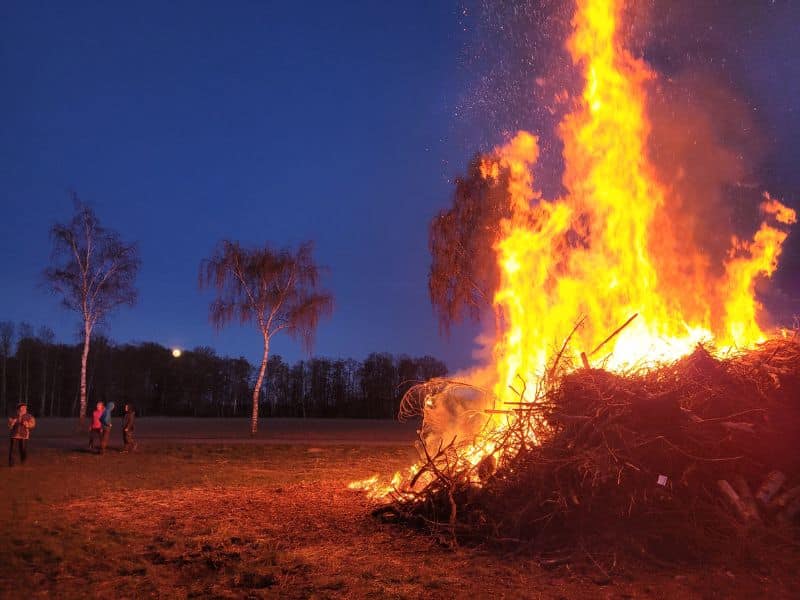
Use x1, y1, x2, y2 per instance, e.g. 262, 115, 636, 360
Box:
99, 401, 115, 454
8, 403, 36, 467
88, 401, 105, 452
121, 403, 137, 452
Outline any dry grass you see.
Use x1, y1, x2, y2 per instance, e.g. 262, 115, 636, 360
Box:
0, 442, 798, 598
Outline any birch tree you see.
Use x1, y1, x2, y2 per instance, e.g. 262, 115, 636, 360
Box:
44, 197, 140, 423
200, 240, 332, 435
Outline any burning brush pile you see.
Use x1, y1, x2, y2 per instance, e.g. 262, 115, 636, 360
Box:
376, 335, 800, 560
351, 0, 800, 563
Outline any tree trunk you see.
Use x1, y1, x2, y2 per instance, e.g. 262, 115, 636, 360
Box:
79, 324, 91, 425
251, 337, 269, 436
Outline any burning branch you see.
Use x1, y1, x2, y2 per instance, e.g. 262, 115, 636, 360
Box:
366, 339, 800, 562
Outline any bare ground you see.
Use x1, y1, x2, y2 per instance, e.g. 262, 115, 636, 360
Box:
0, 421, 798, 599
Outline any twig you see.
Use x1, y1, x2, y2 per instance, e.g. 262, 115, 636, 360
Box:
589, 313, 639, 357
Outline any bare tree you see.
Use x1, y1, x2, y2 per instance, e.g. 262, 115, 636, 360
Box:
200, 240, 333, 435
44, 196, 140, 423
428, 155, 516, 331
0, 321, 13, 415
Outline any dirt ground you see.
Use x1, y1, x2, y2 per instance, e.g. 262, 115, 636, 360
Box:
1, 421, 798, 599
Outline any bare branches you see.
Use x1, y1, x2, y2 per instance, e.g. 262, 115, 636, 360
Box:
199, 239, 333, 434
45, 196, 139, 320
199, 240, 333, 345
43, 194, 140, 420
376, 338, 800, 563
428, 156, 516, 331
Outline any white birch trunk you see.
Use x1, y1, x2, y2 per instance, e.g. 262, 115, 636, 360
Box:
251, 336, 269, 435
79, 323, 91, 424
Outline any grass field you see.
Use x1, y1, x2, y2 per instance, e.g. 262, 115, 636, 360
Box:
1, 428, 798, 598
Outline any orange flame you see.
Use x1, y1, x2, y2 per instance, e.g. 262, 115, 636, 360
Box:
488, 0, 795, 404
351, 0, 795, 500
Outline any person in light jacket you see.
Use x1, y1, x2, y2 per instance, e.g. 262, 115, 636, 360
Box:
8, 403, 36, 466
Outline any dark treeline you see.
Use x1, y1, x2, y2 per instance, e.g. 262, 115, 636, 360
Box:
0, 321, 447, 419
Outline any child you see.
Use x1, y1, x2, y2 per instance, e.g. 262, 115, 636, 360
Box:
8, 402, 36, 467
121, 403, 137, 452
88, 401, 105, 451
99, 401, 115, 454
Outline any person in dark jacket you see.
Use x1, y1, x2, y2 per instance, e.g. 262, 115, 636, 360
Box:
122, 403, 137, 452
8, 402, 36, 467
99, 401, 115, 453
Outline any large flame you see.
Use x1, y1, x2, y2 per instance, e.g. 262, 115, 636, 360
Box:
488, 0, 795, 403
351, 0, 795, 499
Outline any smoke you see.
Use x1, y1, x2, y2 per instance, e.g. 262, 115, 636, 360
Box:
647, 69, 767, 287
638, 1, 794, 324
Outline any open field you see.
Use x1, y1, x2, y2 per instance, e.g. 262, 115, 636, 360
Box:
1, 421, 798, 599
32, 417, 419, 447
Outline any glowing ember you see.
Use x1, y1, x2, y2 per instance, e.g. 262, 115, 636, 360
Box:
352, 0, 796, 499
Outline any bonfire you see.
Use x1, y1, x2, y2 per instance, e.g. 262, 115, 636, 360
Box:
351, 0, 799, 565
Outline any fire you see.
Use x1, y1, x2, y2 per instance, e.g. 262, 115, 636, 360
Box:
352, 0, 796, 499
489, 0, 795, 403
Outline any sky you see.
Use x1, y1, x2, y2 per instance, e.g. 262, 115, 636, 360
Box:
1, 1, 799, 371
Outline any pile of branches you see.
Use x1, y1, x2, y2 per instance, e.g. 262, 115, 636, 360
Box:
377, 337, 800, 563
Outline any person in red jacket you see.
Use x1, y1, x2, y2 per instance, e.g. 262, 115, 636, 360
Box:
8, 402, 36, 467
88, 401, 104, 452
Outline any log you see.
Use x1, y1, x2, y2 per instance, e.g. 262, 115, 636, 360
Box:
718, 480, 745, 518
777, 493, 800, 525
755, 471, 786, 506
771, 485, 800, 511
681, 408, 703, 424
718, 480, 759, 524
720, 421, 755, 434
580, 352, 590, 369
733, 476, 762, 524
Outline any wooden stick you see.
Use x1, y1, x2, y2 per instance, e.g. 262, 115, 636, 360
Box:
718, 480, 755, 523
771, 485, 800, 511
720, 421, 756, 434
778, 493, 800, 525
755, 471, 786, 506
549, 316, 586, 380
589, 313, 639, 357
733, 476, 762, 524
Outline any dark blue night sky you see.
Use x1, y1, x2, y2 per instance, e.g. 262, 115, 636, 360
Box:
2, 1, 798, 370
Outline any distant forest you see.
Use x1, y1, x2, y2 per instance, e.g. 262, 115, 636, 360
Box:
0, 321, 447, 419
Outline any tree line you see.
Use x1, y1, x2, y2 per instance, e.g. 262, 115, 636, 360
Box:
0, 322, 447, 419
